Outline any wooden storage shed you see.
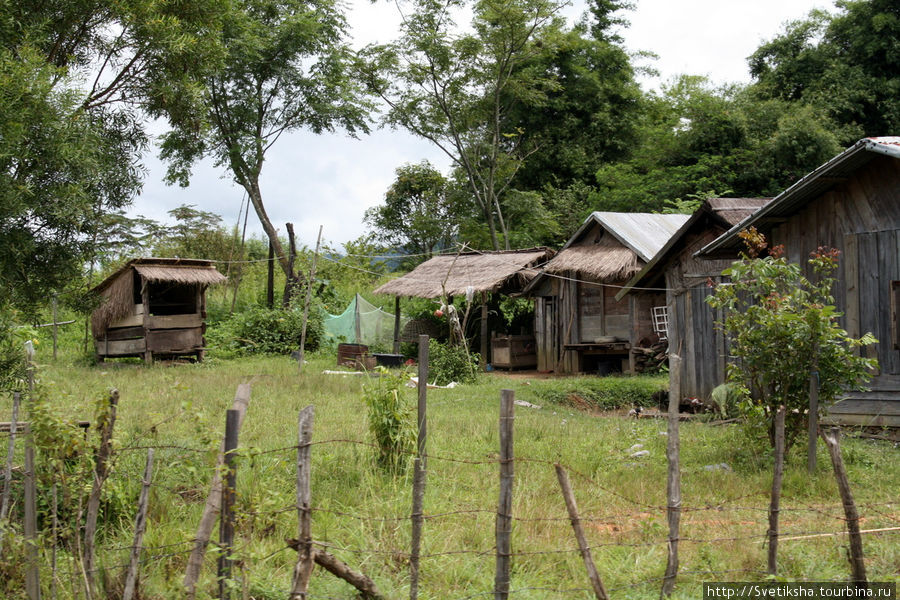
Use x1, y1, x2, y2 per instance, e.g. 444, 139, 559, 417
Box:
699, 137, 900, 426
525, 212, 689, 374
615, 198, 770, 401
373, 248, 553, 367
91, 258, 226, 363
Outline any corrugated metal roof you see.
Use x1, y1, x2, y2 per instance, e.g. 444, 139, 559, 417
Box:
699, 137, 900, 256
580, 212, 690, 262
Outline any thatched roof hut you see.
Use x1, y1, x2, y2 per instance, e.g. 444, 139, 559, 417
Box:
91, 258, 225, 363
373, 248, 553, 299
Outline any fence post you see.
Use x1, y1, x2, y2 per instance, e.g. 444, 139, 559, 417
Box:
85, 389, 119, 599
820, 427, 867, 586
409, 335, 429, 600
808, 343, 819, 474
25, 424, 40, 600
290, 406, 315, 599
661, 354, 682, 598
123, 449, 155, 600
184, 384, 251, 598
0, 391, 21, 553
52, 293, 59, 360
218, 409, 240, 600
494, 389, 514, 600
767, 406, 786, 576
298, 226, 323, 374
555, 464, 608, 600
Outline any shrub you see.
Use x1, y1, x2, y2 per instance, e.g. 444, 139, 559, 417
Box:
427, 339, 479, 385
206, 306, 323, 357
529, 375, 668, 411
362, 367, 415, 473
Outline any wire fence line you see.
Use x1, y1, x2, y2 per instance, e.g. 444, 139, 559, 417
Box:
1, 392, 897, 600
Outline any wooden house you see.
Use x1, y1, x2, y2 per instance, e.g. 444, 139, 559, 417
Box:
373, 248, 554, 367
91, 258, 226, 363
614, 198, 770, 401
524, 212, 689, 374
699, 137, 900, 426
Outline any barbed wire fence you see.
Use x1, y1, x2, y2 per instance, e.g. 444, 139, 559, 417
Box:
1, 347, 898, 599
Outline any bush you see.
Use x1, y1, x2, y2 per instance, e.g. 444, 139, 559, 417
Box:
206, 305, 323, 357
362, 367, 415, 473
427, 339, 479, 385
529, 375, 668, 411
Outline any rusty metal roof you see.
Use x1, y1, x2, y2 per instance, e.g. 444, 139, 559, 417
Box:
699, 137, 900, 256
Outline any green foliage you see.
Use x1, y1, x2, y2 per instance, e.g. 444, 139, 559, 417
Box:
706, 233, 877, 452
207, 306, 323, 357
427, 339, 479, 385
364, 162, 459, 263
529, 375, 667, 411
362, 367, 415, 473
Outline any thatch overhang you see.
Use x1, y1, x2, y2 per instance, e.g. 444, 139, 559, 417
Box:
541, 234, 643, 283
91, 258, 226, 336
372, 248, 554, 299
699, 137, 900, 258
614, 198, 771, 301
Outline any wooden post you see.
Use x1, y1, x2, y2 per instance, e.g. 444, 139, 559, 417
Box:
283, 222, 298, 308
354, 293, 362, 345
218, 409, 240, 600
312, 549, 385, 599
25, 425, 40, 600
392, 296, 401, 354
141, 281, 152, 364
661, 353, 682, 598
767, 406, 786, 576
85, 389, 119, 598
494, 389, 514, 600
184, 384, 251, 598
298, 226, 323, 374
290, 406, 315, 599
820, 428, 867, 585
555, 464, 609, 600
123, 449, 155, 600
52, 293, 59, 360
267, 240, 275, 309
51, 483, 58, 600
409, 336, 429, 600
0, 391, 20, 552
480, 292, 488, 370
808, 351, 819, 475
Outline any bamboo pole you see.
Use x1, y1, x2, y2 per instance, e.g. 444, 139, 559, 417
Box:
820, 428, 867, 586
494, 389, 515, 600
298, 226, 322, 374
661, 354, 682, 598
123, 449, 155, 600
555, 464, 608, 600
184, 384, 252, 598
25, 425, 40, 600
289, 406, 315, 599
767, 406, 786, 576
409, 336, 429, 600
0, 391, 21, 553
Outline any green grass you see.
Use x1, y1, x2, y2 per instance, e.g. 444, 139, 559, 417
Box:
1, 341, 898, 599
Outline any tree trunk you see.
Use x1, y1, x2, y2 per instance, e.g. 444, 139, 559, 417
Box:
244, 178, 295, 281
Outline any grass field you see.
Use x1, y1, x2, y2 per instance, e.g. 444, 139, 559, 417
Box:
1, 345, 898, 599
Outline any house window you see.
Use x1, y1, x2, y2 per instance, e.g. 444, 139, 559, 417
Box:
893, 281, 900, 350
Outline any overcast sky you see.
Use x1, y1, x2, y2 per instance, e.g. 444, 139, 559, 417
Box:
132, 0, 834, 250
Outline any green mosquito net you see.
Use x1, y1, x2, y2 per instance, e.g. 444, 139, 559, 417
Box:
323, 294, 408, 348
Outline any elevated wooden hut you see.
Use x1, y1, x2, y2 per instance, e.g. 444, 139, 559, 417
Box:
699, 137, 900, 426
91, 258, 226, 363
373, 248, 553, 367
525, 212, 689, 374
615, 198, 770, 401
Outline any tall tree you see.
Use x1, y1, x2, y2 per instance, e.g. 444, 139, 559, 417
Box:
162, 0, 370, 294
749, 0, 900, 135
361, 0, 567, 250
364, 162, 459, 263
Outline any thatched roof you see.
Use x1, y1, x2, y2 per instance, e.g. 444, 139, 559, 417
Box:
707, 197, 771, 226
91, 258, 225, 336
373, 248, 553, 298
543, 234, 643, 282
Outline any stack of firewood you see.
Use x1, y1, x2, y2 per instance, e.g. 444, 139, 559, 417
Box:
631, 340, 668, 373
